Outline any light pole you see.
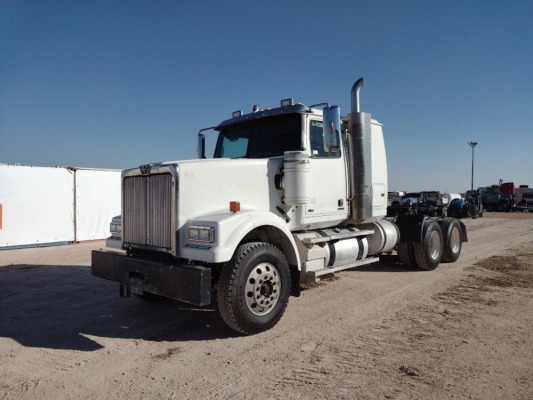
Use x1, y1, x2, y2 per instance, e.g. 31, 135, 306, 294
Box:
467, 141, 478, 190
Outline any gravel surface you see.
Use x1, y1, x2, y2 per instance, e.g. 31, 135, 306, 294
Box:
1, 213, 532, 400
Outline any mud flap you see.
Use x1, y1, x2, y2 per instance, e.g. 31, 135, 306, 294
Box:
395, 214, 426, 243
459, 221, 468, 242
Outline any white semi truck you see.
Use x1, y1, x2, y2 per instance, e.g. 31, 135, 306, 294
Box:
92, 78, 467, 334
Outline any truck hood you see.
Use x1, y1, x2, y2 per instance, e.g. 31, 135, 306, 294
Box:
170, 157, 285, 229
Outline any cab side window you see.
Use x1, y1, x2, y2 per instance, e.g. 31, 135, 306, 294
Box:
310, 120, 340, 158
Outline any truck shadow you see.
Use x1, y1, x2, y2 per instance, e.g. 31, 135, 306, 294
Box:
355, 255, 419, 272
0, 264, 239, 351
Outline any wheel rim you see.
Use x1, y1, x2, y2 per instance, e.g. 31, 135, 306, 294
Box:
428, 230, 442, 261
245, 262, 281, 316
449, 226, 461, 253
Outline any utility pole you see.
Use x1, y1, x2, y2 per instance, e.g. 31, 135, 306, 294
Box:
467, 141, 478, 190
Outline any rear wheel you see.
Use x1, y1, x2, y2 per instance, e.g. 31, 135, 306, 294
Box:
414, 220, 443, 270
440, 218, 462, 263
217, 242, 291, 335
398, 242, 416, 267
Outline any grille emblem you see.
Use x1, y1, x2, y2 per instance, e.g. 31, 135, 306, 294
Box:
140, 164, 152, 175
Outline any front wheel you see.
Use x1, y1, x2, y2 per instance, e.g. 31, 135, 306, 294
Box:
217, 242, 291, 335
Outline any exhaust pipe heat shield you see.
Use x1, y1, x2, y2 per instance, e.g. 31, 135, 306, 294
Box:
348, 111, 373, 222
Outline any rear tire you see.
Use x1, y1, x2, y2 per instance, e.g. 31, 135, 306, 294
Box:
440, 218, 462, 263
217, 242, 291, 335
398, 242, 416, 267
413, 221, 443, 270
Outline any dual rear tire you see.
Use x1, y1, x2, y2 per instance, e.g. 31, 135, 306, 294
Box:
398, 218, 462, 270
413, 221, 442, 270
440, 218, 462, 263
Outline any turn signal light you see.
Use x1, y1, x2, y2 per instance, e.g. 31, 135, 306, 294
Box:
230, 201, 240, 213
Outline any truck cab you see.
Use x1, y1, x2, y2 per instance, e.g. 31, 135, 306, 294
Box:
92, 78, 467, 335
210, 103, 352, 229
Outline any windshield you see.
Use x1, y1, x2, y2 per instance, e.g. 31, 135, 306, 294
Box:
214, 113, 302, 158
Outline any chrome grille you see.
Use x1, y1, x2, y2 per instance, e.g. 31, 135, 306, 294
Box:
123, 173, 173, 250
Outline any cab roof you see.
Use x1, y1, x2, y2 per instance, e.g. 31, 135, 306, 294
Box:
216, 104, 311, 131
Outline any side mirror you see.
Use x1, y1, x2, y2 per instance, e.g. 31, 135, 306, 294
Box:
323, 105, 341, 152
197, 133, 206, 159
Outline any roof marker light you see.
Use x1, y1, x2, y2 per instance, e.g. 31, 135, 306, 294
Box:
281, 98, 293, 107
232, 110, 242, 118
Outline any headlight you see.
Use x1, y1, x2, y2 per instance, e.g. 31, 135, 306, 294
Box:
110, 222, 121, 234
188, 225, 215, 243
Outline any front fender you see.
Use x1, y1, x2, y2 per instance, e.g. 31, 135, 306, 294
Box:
180, 210, 301, 267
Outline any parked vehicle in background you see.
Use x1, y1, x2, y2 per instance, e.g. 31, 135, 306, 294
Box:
441, 193, 461, 206
480, 182, 517, 212
388, 191, 405, 206
387, 193, 418, 216
387, 191, 444, 217
448, 190, 483, 219
401, 192, 420, 206
417, 191, 445, 217
522, 193, 533, 212
516, 187, 533, 212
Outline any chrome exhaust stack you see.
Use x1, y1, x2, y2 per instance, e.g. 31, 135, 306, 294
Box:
351, 78, 364, 113
347, 77, 373, 222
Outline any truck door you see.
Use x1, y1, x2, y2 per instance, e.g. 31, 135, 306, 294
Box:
302, 118, 349, 225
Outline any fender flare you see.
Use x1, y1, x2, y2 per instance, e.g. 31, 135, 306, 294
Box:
180, 210, 301, 268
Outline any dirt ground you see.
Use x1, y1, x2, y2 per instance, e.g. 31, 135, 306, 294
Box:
1, 213, 532, 400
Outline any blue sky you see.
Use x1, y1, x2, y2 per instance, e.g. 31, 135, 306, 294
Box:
1, 0, 532, 193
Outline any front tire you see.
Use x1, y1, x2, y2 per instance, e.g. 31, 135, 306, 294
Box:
414, 220, 443, 270
217, 242, 291, 335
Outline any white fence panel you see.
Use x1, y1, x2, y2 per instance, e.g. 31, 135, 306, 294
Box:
0, 165, 74, 247
75, 169, 121, 241
0, 165, 121, 248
